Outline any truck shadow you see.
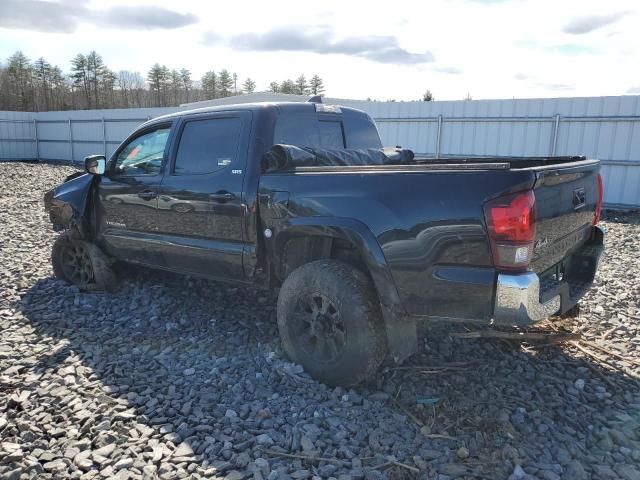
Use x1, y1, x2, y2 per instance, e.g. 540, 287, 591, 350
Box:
12, 267, 640, 479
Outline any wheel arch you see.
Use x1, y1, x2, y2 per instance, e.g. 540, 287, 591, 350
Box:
270, 217, 417, 362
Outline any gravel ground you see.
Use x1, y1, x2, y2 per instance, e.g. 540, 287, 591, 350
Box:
1, 161, 639, 480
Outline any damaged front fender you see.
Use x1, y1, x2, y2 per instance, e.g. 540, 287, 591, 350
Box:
44, 173, 94, 231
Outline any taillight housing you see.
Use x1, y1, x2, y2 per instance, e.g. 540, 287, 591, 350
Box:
483, 190, 536, 271
594, 173, 603, 225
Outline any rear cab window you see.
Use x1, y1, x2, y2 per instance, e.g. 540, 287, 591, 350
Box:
274, 112, 344, 149
273, 108, 382, 150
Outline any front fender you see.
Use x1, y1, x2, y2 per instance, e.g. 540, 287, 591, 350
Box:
44, 173, 94, 230
271, 217, 417, 361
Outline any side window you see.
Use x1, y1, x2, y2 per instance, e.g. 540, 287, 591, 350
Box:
174, 117, 242, 175
274, 113, 345, 149
114, 127, 170, 176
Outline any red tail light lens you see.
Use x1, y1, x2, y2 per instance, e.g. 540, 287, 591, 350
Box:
594, 173, 603, 225
483, 190, 536, 271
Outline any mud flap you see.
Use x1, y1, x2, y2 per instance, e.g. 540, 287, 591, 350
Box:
381, 303, 418, 363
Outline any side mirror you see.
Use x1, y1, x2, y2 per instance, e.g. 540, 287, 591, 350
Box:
85, 155, 106, 175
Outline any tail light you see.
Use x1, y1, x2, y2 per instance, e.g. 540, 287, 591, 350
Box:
594, 173, 603, 225
483, 190, 536, 271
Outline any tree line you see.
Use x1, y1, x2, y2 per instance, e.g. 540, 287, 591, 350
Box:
0, 50, 326, 112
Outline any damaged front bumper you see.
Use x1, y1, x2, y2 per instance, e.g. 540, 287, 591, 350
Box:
44, 172, 93, 231
493, 225, 605, 326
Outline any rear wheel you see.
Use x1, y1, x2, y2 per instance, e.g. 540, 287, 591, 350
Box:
277, 260, 387, 386
52, 233, 116, 292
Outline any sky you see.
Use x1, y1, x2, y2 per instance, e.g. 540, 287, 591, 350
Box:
0, 0, 638, 101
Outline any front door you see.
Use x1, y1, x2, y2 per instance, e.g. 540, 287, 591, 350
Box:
155, 112, 251, 279
95, 123, 173, 266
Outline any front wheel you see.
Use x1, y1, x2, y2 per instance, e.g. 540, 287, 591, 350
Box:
51, 233, 117, 292
277, 260, 387, 386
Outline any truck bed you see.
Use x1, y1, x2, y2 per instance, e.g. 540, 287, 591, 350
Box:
260, 155, 601, 321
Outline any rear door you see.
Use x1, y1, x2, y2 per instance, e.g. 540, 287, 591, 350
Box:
95, 123, 173, 265
155, 111, 251, 279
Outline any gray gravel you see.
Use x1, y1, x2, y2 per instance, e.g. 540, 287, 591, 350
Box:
1, 161, 639, 480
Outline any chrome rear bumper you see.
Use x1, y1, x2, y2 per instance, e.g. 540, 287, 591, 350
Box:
493, 226, 604, 326
494, 273, 561, 325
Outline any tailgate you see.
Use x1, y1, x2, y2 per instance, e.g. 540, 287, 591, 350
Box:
531, 160, 601, 273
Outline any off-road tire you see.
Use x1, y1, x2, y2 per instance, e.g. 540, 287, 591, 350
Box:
51, 233, 117, 292
277, 259, 387, 386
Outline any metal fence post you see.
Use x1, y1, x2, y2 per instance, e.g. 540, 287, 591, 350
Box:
435, 115, 443, 158
68, 119, 74, 163
550, 114, 560, 156
33, 119, 39, 161
102, 117, 107, 156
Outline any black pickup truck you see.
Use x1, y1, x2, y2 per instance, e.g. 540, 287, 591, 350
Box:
44, 100, 604, 386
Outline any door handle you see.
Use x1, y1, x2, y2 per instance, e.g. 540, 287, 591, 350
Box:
210, 192, 236, 202
137, 190, 157, 200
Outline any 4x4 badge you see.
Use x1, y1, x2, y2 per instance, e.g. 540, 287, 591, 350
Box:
573, 187, 586, 209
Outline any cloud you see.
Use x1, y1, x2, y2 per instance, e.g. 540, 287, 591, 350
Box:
627, 86, 640, 94
0, 0, 197, 33
0, 0, 86, 33
204, 26, 434, 65
563, 12, 629, 35
519, 39, 598, 56
202, 32, 221, 44
551, 43, 597, 55
99, 6, 197, 30
540, 82, 575, 92
513, 73, 529, 81
434, 66, 463, 75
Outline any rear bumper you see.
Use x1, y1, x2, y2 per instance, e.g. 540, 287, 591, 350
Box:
493, 225, 604, 326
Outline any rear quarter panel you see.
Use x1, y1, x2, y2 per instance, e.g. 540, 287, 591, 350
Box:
260, 168, 535, 319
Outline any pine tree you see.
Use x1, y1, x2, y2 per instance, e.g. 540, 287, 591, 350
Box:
295, 74, 309, 95
169, 69, 181, 106
33, 57, 52, 110
268, 81, 279, 93
422, 89, 434, 101
309, 74, 325, 95
160, 65, 170, 105
201, 71, 217, 99
100, 68, 116, 108
70, 53, 91, 108
242, 77, 256, 94
86, 51, 107, 108
180, 68, 192, 102
279, 79, 296, 94
6, 52, 34, 110
218, 69, 233, 97
147, 63, 169, 106
49, 65, 68, 110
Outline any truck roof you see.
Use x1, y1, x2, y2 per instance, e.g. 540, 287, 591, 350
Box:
147, 101, 370, 125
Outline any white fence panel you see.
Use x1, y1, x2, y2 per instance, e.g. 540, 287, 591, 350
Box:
0, 111, 36, 160
1, 95, 639, 207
